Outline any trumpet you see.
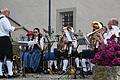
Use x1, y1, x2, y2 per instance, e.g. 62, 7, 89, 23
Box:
86, 21, 104, 49
87, 27, 104, 37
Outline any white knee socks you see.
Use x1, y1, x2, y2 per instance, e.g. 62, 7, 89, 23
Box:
6, 61, 13, 76
81, 59, 87, 72
49, 60, 53, 69
75, 57, 80, 68
62, 59, 68, 71
53, 60, 58, 69
0, 62, 3, 76
81, 59, 91, 72
68, 46, 72, 54
48, 60, 58, 69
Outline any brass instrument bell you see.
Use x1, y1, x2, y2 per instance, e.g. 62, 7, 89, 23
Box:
68, 66, 76, 79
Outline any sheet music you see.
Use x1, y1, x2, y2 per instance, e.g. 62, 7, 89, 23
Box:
63, 27, 72, 41
18, 41, 36, 46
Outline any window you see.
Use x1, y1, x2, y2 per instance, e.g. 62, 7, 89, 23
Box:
61, 12, 73, 27
56, 8, 76, 34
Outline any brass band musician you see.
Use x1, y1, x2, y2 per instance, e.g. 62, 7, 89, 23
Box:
58, 24, 80, 74
87, 21, 105, 52
0, 8, 23, 78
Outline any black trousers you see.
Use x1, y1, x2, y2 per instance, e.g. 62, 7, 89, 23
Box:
0, 36, 13, 61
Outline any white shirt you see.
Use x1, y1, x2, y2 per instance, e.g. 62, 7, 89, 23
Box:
33, 36, 44, 50
103, 25, 120, 44
109, 25, 120, 38
0, 14, 15, 37
103, 32, 109, 44
40, 37, 44, 50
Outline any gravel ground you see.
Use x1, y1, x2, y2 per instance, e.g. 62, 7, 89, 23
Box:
0, 74, 93, 80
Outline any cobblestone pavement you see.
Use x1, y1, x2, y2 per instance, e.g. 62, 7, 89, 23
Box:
0, 74, 93, 80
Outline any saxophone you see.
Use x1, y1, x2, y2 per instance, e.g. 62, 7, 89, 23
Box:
13, 55, 20, 75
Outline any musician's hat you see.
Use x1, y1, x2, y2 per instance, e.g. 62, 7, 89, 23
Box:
26, 31, 33, 36
92, 21, 103, 29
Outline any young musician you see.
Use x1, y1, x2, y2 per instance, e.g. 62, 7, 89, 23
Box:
0, 8, 23, 78
22, 28, 44, 72
58, 31, 69, 74
60, 24, 80, 74
47, 41, 58, 72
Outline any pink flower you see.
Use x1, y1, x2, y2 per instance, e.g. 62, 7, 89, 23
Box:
94, 54, 101, 60
110, 34, 116, 39
117, 44, 120, 47
112, 58, 120, 65
109, 47, 115, 52
117, 58, 120, 62
112, 58, 118, 65
102, 60, 110, 65
116, 51, 120, 55
105, 50, 113, 58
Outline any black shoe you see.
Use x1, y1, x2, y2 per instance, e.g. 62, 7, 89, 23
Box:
43, 69, 49, 74
86, 70, 93, 75
58, 70, 66, 75
8, 75, 14, 78
0, 75, 7, 78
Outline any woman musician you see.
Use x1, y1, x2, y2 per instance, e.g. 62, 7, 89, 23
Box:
22, 28, 44, 73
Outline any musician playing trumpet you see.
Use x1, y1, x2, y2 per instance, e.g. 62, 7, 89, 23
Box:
87, 21, 105, 52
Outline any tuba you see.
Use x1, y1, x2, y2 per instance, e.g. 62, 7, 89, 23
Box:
87, 21, 104, 49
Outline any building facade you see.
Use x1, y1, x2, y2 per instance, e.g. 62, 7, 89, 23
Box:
1, 0, 120, 40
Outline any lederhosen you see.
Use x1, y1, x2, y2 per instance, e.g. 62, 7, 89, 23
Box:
0, 16, 13, 61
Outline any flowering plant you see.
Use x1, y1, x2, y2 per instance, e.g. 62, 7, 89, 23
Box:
91, 35, 120, 66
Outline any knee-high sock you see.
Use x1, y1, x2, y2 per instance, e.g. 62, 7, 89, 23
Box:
53, 60, 57, 69
6, 61, 13, 76
75, 57, 79, 68
90, 62, 95, 70
64, 44, 67, 50
68, 46, 72, 54
0, 62, 3, 76
49, 60, 53, 69
81, 59, 87, 72
62, 59, 68, 71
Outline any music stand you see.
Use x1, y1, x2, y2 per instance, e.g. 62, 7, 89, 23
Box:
77, 37, 92, 78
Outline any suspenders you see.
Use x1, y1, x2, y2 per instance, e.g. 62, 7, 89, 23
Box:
0, 16, 4, 20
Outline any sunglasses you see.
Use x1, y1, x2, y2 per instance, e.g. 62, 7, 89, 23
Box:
33, 31, 38, 33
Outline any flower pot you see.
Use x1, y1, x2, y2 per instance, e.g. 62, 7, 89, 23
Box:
93, 66, 120, 80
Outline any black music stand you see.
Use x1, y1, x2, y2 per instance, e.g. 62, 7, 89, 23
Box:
77, 37, 92, 77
